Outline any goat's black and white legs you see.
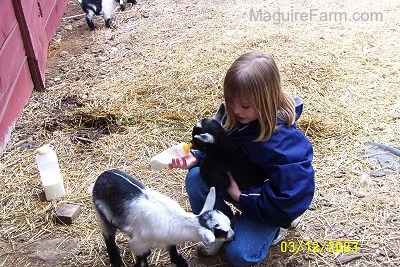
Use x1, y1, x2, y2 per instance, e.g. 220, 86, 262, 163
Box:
134, 250, 151, 267
104, 18, 113, 28
119, 0, 126, 11
98, 213, 122, 267
168, 245, 188, 267
132, 247, 187, 267
103, 7, 114, 28
128, 237, 152, 267
86, 17, 95, 30
103, 232, 122, 267
85, 12, 96, 30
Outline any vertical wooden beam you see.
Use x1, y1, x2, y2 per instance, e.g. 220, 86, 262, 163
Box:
12, 0, 45, 92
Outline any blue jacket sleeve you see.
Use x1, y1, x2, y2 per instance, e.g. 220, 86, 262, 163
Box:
190, 148, 205, 166
238, 127, 315, 228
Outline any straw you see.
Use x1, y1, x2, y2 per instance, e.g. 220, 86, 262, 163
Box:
1, 0, 399, 266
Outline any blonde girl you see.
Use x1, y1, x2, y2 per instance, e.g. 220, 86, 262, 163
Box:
171, 51, 315, 266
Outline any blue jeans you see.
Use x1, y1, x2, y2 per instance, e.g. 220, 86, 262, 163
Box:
185, 167, 279, 266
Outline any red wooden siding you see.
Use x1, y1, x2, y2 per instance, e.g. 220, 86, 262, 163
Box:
0, 0, 68, 153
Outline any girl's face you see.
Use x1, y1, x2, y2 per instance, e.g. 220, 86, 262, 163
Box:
231, 99, 258, 124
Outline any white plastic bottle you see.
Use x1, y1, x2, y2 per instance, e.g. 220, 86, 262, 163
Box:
149, 142, 192, 171
35, 144, 66, 201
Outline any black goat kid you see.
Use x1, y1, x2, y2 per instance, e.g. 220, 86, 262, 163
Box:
192, 119, 267, 191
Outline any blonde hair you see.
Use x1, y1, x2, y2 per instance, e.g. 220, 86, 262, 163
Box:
223, 52, 295, 142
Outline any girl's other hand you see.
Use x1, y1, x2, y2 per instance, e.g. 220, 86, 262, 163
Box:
169, 153, 197, 169
227, 172, 241, 202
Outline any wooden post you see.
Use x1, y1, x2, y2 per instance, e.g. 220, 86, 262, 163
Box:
12, 0, 45, 92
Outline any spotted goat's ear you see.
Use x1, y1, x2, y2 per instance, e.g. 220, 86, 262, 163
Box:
200, 187, 216, 214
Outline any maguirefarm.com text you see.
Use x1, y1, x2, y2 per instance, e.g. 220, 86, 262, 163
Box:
249, 8, 383, 24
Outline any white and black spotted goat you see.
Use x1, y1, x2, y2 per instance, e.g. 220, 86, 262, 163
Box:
191, 119, 267, 191
92, 169, 234, 267
77, 0, 137, 30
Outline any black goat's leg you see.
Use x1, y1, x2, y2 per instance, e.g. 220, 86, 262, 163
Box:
105, 18, 113, 28
86, 16, 95, 30
97, 212, 122, 267
103, 232, 122, 267
168, 245, 188, 267
134, 250, 151, 267
84, 10, 96, 30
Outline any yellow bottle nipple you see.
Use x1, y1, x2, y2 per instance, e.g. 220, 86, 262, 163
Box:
183, 143, 192, 154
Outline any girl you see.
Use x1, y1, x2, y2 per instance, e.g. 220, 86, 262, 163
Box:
170, 51, 315, 266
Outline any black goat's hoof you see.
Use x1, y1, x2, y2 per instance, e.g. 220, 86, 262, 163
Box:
105, 18, 113, 28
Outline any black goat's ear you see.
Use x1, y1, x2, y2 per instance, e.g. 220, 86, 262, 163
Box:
194, 133, 215, 144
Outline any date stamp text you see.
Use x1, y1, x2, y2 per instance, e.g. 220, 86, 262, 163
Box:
280, 240, 359, 254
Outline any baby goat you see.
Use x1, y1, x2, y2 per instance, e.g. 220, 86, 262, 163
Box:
77, 0, 137, 30
92, 169, 234, 267
192, 119, 267, 191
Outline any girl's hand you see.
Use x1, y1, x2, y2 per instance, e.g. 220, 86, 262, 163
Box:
227, 172, 241, 202
169, 153, 197, 169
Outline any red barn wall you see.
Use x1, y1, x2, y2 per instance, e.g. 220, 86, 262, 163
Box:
0, 0, 68, 154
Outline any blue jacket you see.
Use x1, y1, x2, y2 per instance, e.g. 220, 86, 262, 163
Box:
193, 98, 315, 228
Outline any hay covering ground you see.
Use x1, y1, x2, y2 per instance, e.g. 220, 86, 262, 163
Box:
1, 0, 399, 266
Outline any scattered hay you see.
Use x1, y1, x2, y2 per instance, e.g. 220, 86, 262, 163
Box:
1, 0, 399, 266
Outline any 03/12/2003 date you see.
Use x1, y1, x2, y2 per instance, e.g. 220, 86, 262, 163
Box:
280, 240, 359, 254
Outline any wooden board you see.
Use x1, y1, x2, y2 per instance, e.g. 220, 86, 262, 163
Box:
0, 0, 68, 153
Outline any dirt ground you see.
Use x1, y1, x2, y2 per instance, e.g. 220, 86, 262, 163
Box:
1, 0, 399, 266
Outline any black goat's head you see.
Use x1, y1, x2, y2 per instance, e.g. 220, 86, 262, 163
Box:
191, 119, 227, 153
